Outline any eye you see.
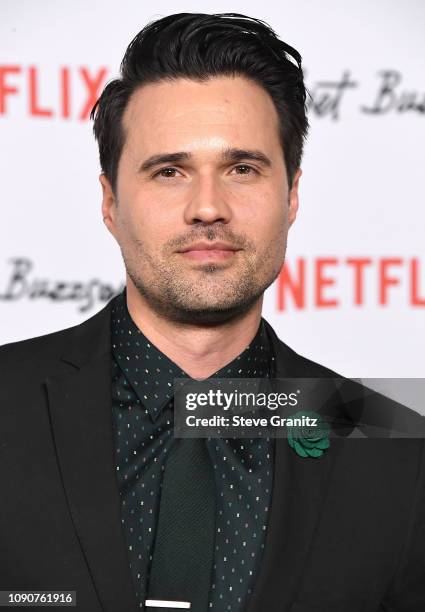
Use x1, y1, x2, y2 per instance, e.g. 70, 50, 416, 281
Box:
153, 167, 181, 178
231, 164, 258, 176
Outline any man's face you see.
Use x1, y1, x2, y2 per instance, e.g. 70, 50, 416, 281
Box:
101, 75, 301, 325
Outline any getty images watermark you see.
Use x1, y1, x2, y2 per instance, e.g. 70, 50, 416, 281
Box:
172, 377, 425, 439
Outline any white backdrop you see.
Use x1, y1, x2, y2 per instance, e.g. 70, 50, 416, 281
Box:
1, 0, 424, 377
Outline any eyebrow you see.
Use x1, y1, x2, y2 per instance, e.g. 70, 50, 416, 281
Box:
138, 148, 272, 173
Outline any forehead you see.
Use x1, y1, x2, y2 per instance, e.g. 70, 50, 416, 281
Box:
121, 75, 281, 157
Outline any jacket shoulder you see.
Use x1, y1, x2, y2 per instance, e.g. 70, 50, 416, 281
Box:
0, 325, 74, 366
263, 317, 425, 436
282, 342, 342, 378
0, 299, 113, 371
262, 317, 342, 378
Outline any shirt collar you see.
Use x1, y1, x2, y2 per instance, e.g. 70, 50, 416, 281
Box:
111, 288, 274, 422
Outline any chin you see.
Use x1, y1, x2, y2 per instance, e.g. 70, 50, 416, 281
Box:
169, 296, 261, 326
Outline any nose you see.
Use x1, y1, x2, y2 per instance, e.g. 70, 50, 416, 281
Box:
183, 173, 232, 225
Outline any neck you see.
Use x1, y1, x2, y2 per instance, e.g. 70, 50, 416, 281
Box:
125, 281, 264, 379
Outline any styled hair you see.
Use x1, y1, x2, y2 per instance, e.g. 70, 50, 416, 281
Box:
90, 12, 309, 194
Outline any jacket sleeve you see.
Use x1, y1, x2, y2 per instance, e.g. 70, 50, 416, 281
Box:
382, 436, 425, 611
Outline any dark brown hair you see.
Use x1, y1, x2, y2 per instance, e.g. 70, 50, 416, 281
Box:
90, 12, 309, 194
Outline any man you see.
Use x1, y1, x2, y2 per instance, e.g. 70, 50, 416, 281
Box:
0, 12, 424, 612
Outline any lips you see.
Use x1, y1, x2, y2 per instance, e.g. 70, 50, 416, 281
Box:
178, 241, 239, 253
177, 241, 241, 262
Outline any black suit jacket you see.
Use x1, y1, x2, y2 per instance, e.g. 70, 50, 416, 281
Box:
1, 298, 424, 612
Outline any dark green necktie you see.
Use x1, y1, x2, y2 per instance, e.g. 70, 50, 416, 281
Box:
146, 435, 216, 611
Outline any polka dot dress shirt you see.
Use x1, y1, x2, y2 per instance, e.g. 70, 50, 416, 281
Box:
111, 289, 275, 611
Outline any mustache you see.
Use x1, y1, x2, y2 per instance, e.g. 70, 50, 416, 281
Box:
167, 226, 249, 251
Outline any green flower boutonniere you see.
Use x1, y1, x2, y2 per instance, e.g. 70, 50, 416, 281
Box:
287, 410, 330, 458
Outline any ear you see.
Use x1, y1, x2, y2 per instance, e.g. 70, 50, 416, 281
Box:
99, 174, 118, 239
288, 168, 302, 227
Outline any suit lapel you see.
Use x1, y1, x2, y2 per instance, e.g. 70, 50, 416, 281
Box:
247, 320, 335, 612
45, 301, 138, 612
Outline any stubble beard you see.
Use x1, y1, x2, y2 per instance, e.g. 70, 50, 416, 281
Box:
122, 236, 286, 326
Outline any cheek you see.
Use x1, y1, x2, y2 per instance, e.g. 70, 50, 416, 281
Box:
120, 204, 178, 262
244, 195, 286, 245
116, 191, 156, 239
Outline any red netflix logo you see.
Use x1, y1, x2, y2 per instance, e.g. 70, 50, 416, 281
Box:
0, 65, 109, 119
277, 257, 425, 309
